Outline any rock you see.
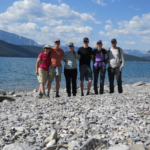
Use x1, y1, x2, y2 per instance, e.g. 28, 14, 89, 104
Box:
33, 89, 37, 93
46, 139, 56, 148
12, 127, 24, 132
108, 146, 130, 150
133, 82, 145, 86
8, 91, 15, 95
13, 94, 22, 97
3, 100, 10, 103
44, 130, 57, 144
0, 90, 6, 95
129, 144, 146, 150
3, 143, 32, 150
79, 138, 108, 150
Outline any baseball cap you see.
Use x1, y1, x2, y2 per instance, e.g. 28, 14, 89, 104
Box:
43, 44, 51, 49
68, 42, 74, 46
83, 37, 89, 42
97, 40, 102, 44
111, 38, 117, 43
54, 39, 60, 43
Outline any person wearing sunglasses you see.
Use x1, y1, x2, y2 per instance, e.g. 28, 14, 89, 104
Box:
47, 39, 64, 97
63, 42, 80, 97
107, 38, 124, 94
92, 40, 108, 95
77, 37, 93, 96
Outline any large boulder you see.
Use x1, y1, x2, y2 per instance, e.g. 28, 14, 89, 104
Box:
3, 143, 32, 150
129, 144, 146, 150
133, 82, 145, 86
44, 130, 57, 145
0, 90, 6, 95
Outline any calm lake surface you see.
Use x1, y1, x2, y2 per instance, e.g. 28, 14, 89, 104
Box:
0, 57, 150, 91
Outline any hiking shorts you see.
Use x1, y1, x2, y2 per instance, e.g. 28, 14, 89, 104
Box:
37, 68, 48, 84
48, 67, 61, 82
80, 64, 93, 81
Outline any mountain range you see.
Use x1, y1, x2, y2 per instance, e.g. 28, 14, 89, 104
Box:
0, 39, 150, 62
0, 30, 39, 46
0, 29, 150, 59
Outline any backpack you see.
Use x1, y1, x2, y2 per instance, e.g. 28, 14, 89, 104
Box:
93, 48, 107, 64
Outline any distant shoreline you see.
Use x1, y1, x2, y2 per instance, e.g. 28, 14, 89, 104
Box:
1, 56, 150, 62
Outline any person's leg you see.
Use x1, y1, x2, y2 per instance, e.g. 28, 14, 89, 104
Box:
40, 83, 45, 96
80, 65, 86, 96
55, 72, 62, 97
72, 69, 77, 96
100, 66, 106, 94
86, 66, 93, 95
93, 66, 99, 94
46, 67, 55, 97
65, 69, 71, 96
47, 81, 52, 93
108, 67, 115, 93
115, 68, 123, 93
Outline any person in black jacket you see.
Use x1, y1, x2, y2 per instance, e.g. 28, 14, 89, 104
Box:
92, 40, 108, 94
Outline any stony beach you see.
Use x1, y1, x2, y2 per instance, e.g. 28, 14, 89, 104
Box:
1, 82, 150, 150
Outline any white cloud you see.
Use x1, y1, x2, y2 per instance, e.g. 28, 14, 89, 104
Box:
124, 41, 137, 45
0, 0, 100, 25
0, 22, 93, 46
105, 25, 113, 31
106, 20, 112, 24
99, 13, 150, 43
93, 0, 107, 6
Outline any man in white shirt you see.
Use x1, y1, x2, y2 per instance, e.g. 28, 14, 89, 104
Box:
108, 39, 124, 93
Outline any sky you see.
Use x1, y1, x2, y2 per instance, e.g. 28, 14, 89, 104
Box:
0, 0, 150, 51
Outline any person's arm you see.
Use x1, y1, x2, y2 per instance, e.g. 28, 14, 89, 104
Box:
62, 51, 66, 62
75, 52, 80, 61
36, 58, 41, 75
120, 48, 125, 70
90, 48, 93, 60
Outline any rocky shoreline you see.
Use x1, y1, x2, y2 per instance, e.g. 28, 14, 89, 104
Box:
0, 81, 150, 150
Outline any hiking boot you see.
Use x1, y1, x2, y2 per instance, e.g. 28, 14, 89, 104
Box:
68, 93, 71, 97
86, 91, 89, 95
81, 92, 84, 96
56, 94, 60, 97
38, 93, 42, 98
44, 94, 50, 98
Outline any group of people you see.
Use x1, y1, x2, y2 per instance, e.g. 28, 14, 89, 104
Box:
35, 37, 124, 98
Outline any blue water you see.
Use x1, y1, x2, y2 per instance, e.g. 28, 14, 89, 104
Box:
0, 57, 150, 91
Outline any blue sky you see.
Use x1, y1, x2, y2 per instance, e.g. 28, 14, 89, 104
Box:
0, 0, 150, 51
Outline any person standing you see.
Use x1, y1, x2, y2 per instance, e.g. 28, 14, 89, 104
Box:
35, 44, 51, 98
63, 42, 80, 97
92, 40, 108, 94
78, 37, 93, 96
47, 39, 64, 97
108, 38, 124, 93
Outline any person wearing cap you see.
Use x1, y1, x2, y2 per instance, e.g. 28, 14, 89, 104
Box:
63, 42, 80, 97
36, 44, 51, 98
47, 39, 64, 97
77, 37, 93, 96
108, 38, 124, 93
92, 40, 108, 94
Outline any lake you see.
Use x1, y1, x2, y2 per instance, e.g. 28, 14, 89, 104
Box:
0, 57, 150, 91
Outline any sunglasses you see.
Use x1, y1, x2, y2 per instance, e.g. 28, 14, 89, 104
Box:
97, 43, 102, 45
69, 45, 74, 47
55, 41, 60, 43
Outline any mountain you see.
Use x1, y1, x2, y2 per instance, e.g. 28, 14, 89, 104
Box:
142, 50, 150, 59
0, 30, 39, 46
123, 49, 144, 57
0, 39, 150, 62
0, 40, 41, 57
